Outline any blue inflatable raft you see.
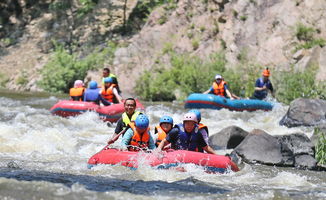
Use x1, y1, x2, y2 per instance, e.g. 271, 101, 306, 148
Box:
184, 93, 273, 111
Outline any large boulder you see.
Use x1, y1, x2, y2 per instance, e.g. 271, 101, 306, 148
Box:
233, 129, 294, 166
209, 126, 249, 150
276, 133, 315, 156
280, 98, 326, 128
233, 129, 319, 169
294, 154, 317, 170
276, 133, 317, 170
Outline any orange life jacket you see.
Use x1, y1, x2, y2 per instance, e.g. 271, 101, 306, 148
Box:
101, 84, 117, 102
198, 123, 208, 134
197, 123, 208, 152
128, 121, 150, 151
155, 125, 167, 147
212, 80, 227, 97
69, 87, 85, 101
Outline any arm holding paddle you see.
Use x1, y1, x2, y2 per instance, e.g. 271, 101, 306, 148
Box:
107, 126, 129, 145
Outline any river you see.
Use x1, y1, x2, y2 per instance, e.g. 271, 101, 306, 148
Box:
0, 89, 325, 200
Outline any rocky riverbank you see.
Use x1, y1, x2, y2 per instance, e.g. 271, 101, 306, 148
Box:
209, 98, 326, 170
1, 0, 326, 95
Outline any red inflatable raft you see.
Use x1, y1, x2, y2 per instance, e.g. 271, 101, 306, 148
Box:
88, 147, 239, 173
50, 100, 144, 122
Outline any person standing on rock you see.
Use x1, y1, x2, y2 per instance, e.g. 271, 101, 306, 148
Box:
250, 68, 275, 100
203, 74, 239, 100
102, 68, 121, 94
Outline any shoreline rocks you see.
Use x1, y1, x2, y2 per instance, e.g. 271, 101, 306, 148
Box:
280, 98, 326, 128
210, 125, 320, 170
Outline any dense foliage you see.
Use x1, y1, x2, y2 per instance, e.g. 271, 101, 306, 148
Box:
135, 51, 326, 103
38, 42, 116, 93
295, 23, 326, 51
315, 128, 326, 165
135, 52, 250, 101
274, 66, 326, 104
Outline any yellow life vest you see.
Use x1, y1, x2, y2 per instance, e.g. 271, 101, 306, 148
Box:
122, 111, 141, 128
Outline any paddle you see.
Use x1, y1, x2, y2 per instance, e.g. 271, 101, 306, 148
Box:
107, 126, 129, 145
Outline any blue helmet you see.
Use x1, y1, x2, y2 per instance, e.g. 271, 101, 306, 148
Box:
159, 116, 173, 125
104, 77, 113, 83
89, 81, 98, 89
135, 114, 149, 129
189, 109, 201, 123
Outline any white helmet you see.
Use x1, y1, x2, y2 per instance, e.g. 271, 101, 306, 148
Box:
215, 74, 222, 80
183, 112, 198, 123
74, 80, 84, 88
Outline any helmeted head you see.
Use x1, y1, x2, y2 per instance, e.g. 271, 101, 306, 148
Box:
215, 74, 223, 83
135, 114, 149, 130
89, 81, 98, 89
159, 115, 173, 133
74, 80, 84, 88
189, 109, 201, 123
159, 116, 173, 125
262, 68, 270, 77
183, 112, 198, 133
183, 112, 198, 123
104, 77, 113, 84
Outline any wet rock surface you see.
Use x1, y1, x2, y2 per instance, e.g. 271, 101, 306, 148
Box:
208, 127, 321, 170
209, 125, 249, 150
280, 98, 326, 128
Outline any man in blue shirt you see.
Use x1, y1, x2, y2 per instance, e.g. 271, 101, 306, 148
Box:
251, 68, 275, 100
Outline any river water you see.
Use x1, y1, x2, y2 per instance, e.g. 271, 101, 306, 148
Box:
0, 89, 325, 200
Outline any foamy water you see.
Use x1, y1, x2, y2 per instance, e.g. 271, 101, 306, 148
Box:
0, 92, 325, 200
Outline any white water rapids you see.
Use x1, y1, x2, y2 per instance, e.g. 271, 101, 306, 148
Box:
0, 91, 325, 200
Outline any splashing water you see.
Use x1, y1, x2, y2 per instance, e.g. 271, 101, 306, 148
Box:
0, 91, 324, 200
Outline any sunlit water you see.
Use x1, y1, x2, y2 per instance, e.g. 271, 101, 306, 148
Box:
0, 90, 325, 200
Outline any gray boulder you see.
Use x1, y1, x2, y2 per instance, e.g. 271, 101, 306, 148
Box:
276, 133, 315, 156
294, 154, 317, 170
209, 126, 249, 150
277, 133, 317, 170
280, 98, 326, 128
234, 129, 294, 166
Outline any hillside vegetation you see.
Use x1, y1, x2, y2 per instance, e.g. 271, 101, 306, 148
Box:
0, 0, 325, 103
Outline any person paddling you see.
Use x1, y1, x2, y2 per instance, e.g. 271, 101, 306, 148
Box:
203, 74, 239, 100
120, 114, 155, 151
157, 112, 216, 154
101, 77, 123, 104
107, 98, 142, 144
250, 68, 275, 100
153, 116, 174, 147
102, 67, 121, 94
